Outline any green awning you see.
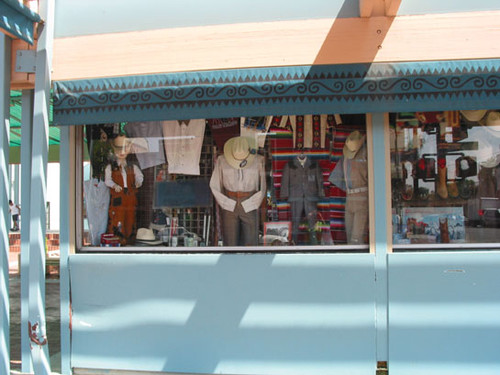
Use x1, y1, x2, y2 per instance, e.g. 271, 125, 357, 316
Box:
9, 90, 60, 163
9, 90, 58, 147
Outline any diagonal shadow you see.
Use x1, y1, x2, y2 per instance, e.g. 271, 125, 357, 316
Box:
313, 0, 397, 67
69, 253, 377, 374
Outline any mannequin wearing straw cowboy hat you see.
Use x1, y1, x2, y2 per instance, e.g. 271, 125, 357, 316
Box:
328, 130, 368, 244
210, 136, 266, 246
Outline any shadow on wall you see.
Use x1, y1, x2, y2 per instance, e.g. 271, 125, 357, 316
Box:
69, 253, 377, 374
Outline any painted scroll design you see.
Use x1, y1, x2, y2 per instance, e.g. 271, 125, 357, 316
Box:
52, 62, 500, 120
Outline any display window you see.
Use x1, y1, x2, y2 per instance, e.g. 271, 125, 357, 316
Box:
79, 114, 370, 251
391, 110, 500, 246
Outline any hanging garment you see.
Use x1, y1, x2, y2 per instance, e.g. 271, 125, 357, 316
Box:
124, 121, 166, 170
162, 119, 206, 175
240, 116, 272, 148
84, 179, 110, 246
208, 118, 240, 150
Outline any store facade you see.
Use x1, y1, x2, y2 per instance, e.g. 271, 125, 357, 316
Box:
3, 0, 500, 374
55, 61, 500, 375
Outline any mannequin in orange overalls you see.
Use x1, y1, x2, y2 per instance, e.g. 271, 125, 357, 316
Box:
105, 135, 144, 245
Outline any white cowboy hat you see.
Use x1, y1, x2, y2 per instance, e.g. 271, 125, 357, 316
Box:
223, 136, 257, 169
135, 228, 163, 245
460, 110, 487, 122
343, 131, 366, 159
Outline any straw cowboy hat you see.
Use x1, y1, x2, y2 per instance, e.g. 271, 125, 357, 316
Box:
343, 131, 366, 159
223, 136, 257, 169
460, 110, 487, 123
485, 111, 500, 126
135, 228, 163, 246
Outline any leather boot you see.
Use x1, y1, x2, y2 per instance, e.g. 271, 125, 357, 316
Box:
447, 180, 459, 198
437, 159, 448, 199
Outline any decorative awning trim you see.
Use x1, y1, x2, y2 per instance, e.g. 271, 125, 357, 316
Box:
52, 59, 500, 125
0, 0, 41, 44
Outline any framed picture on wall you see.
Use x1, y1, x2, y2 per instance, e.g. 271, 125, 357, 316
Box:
263, 221, 292, 246
401, 206, 465, 244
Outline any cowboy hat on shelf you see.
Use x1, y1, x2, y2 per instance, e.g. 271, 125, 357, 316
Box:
135, 228, 163, 246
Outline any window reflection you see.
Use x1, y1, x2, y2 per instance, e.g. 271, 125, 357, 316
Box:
81, 115, 370, 250
391, 110, 500, 245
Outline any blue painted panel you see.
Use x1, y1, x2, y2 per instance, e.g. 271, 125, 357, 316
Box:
69, 253, 376, 374
388, 252, 500, 375
53, 0, 500, 38
54, 0, 358, 38
399, 0, 500, 15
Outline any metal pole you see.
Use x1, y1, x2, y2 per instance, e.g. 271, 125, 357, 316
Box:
0, 33, 11, 375
21, 88, 35, 373
28, 0, 55, 373
59, 125, 72, 374
14, 164, 20, 204
370, 112, 390, 362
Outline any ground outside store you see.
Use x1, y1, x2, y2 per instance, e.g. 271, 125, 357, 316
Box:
8, 230, 61, 374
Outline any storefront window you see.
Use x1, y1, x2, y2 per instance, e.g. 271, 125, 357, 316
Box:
391, 110, 500, 246
80, 114, 370, 250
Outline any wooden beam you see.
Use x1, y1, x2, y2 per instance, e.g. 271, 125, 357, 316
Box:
360, 0, 388, 17
385, 0, 402, 16
10, 39, 36, 90
360, 0, 375, 17
52, 10, 500, 81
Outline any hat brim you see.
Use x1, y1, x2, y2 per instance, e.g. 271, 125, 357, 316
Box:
223, 136, 257, 169
135, 239, 164, 246
485, 111, 500, 126
343, 145, 357, 159
460, 110, 487, 122
343, 133, 365, 159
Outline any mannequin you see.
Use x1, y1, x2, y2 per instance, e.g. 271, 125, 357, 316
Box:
328, 130, 368, 244
105, 135, 144, 245
281, 152, 324, 244
210, 136, 266, 246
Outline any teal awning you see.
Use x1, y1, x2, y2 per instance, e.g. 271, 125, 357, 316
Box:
52, 59, 500, 126
0, 0, 41, 44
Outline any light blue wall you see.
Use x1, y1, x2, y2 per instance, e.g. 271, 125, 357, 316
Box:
388, 252, 500, 375
69, 253, 377, 374
54, 0, 500, 38
54, 0, 357, 38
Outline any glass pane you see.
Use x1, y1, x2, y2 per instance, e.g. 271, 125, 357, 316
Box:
80, 115, 369, 250
391, 110, 500, 245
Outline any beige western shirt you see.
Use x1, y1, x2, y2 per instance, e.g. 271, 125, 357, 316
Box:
162, 119, 206, 175
210, 154, 266, 213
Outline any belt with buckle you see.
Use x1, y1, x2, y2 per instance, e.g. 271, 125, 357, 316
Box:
226, 190, 255, 199
347, 187, 368, 194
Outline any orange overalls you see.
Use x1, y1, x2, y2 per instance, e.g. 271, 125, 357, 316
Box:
107, 165, 139, 245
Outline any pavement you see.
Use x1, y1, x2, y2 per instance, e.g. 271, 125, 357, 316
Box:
9, 274, 61, 374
